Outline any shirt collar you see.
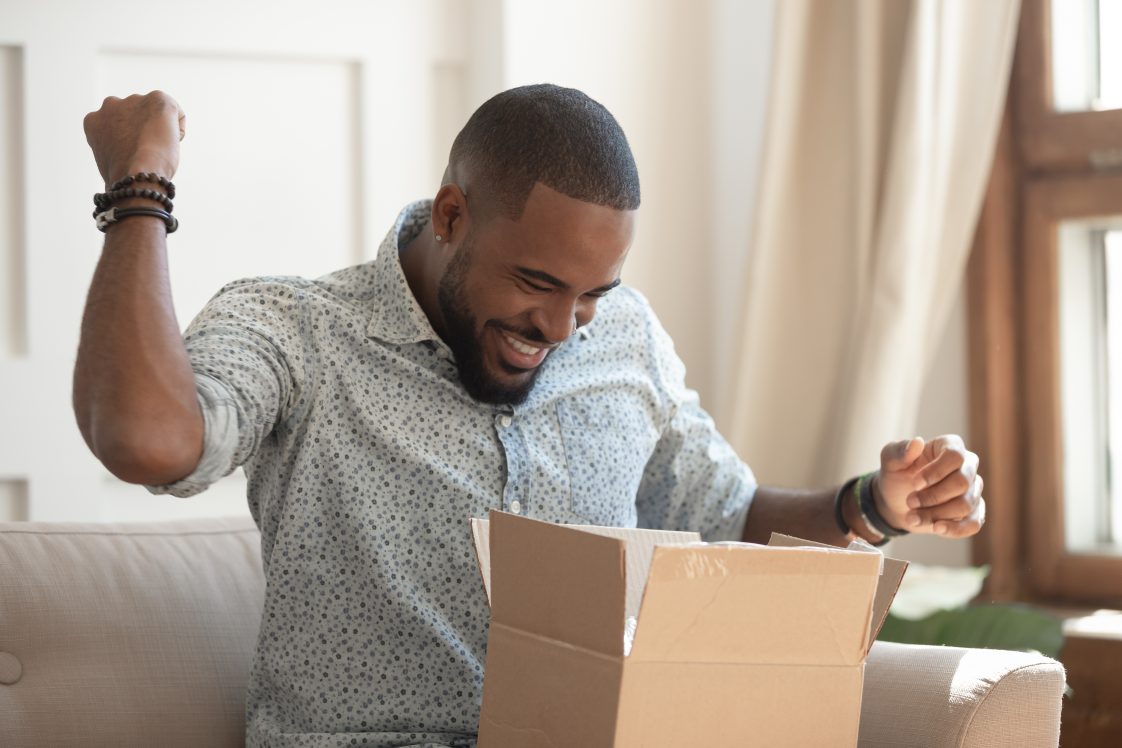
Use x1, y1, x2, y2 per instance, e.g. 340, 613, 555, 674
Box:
366, 201, 444, 346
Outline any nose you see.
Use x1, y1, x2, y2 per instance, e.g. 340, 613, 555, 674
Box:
531, 296, 586, 344
530, 296, 598, 344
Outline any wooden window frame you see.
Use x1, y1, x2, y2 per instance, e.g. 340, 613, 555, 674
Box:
1015, 0, 1122, 173
970, 0, 1122, 606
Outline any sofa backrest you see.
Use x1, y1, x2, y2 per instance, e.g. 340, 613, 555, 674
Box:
0, 516, 264, 747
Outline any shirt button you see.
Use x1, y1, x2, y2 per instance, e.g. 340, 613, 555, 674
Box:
499, 415, 513, 428
510, 500, 522, 515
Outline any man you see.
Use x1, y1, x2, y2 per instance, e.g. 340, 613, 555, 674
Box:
75, 85, 984, 747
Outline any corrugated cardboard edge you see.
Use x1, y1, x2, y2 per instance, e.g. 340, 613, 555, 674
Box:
469, 517, 493, 603
768, 532, 908, 653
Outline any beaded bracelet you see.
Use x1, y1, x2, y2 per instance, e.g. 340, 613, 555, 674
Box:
109, 171, 176, 199
93, 186, 174, 214
94, 206, 178, 234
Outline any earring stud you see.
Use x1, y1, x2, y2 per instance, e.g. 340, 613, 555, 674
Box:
435, 234, 444, 242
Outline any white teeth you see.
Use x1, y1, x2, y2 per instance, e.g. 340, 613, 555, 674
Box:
503, 333, 542, 356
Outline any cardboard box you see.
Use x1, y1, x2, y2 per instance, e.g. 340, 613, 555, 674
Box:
470, 511, 907, 747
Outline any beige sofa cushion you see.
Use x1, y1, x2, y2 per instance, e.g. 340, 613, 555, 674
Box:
0, 516, 264, 748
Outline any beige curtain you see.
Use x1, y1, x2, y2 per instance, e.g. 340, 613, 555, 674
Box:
728, 0, 1021, 487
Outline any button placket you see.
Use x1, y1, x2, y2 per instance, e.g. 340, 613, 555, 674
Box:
496, 411, 528, 515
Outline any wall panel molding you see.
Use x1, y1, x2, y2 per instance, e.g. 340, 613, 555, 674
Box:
0, 45, 26, 358
0, 478, 28, 522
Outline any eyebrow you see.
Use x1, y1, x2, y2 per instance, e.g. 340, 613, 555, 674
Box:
515, 266, 622, 294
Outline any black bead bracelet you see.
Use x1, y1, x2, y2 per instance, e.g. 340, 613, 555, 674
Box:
109, 171, 176, 199
93, 186, 174, 214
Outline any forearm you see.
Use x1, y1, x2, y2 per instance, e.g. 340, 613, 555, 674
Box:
741, 486, 846, 545
741, 483, 885, 547
73, 214, 202, 484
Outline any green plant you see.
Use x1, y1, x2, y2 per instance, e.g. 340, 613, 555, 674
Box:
875, 562, 1064, 657
877, 604, 1064, 658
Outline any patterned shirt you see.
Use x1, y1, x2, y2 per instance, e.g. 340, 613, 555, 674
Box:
152, 201, 756, 747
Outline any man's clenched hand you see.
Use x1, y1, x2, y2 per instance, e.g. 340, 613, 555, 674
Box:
83, 90, 185, 187
873, 435, 985, 538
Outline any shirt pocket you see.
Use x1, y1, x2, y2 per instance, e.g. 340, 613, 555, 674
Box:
556, 396, 648, 527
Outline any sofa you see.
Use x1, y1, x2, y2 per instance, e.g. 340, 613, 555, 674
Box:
0, 516, 1066, 747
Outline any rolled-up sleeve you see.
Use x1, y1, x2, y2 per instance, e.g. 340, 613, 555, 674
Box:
147, 373, 242, 498
146, 278, 310, 498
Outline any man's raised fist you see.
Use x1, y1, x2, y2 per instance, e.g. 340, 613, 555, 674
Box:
83, 91, 185, 187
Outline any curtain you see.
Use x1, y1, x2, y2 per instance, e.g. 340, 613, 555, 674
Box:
727, 0, 1021, 487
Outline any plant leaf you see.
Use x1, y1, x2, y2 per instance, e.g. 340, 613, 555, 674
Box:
877, 604, 1064, 658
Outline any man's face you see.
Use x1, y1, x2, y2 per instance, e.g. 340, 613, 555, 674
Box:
436, 183, 635, 405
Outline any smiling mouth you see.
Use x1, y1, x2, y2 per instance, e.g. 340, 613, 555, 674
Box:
502, 332, 543, 356
496, 330, 552, 371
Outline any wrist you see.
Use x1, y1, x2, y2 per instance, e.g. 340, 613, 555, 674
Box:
93, 171, 177, 235
871, 472, 909, 532
834, 476, 859, 542
841, 477, 886, 546
117, 149, 176, 186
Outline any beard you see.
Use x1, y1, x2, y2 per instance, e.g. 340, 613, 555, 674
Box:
436, 235, 548, 405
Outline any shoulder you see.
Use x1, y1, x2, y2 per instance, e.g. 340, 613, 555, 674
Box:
591, 286, 687, 393
589, 285, 675, 358
197, 260, 382, 320
564, 285, 681, 378
591, 285, 660, 331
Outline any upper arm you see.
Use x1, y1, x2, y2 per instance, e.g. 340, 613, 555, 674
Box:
629, 293, 756, 540
149, 279, 311, 496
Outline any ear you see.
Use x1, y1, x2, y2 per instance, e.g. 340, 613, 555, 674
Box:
431, 183, 470, 244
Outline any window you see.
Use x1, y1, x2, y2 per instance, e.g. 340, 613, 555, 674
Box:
970, 0, 1122, 604
1058, 221, 1122, 553
1051, 0, 1122, 112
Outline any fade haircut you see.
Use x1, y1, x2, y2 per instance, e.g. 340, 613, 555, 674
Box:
448, 84, 641, 221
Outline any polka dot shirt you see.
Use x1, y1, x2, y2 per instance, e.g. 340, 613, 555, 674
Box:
150, 201, 756, 747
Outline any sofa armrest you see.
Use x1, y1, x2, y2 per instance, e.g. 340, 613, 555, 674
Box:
859, 640, 1066, 747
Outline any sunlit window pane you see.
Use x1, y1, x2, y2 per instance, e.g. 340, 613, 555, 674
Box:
1101, 0, 1122, 109
1058, 220, 1122, 554
1107, 230, 1122, 543
1052, 0, 1122, 112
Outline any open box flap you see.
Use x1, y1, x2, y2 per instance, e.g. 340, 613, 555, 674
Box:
479, 511, 627, 656
628, 543, 881, 666
769, 533, 909, 654
471, 516, 700, 622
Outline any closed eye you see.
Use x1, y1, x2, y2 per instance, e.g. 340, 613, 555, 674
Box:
520, 278, 551, 293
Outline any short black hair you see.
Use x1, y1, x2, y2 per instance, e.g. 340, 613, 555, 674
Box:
448, 83, 640, 220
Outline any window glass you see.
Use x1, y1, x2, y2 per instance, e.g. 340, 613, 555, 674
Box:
1059, 220, 1122, 554
1051, 0, 1122, 112
1107, 229, 1122, 544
